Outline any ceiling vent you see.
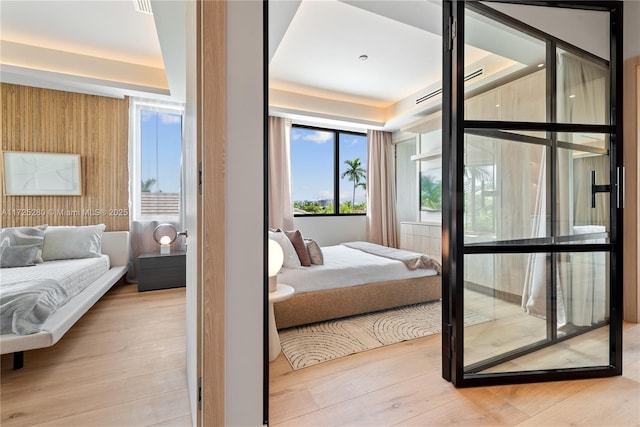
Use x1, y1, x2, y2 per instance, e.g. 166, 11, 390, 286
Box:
133, 0, 152, 14
416, 68, 485, 105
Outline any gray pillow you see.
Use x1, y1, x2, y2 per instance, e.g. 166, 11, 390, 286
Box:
305, 239, 324, 265
42, 224, 106, 261
0, 224, 48, 263
0, 244, 39, 268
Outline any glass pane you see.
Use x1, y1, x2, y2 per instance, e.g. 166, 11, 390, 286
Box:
395, 139, 418, 223
558, 132, 609, 152
290, 127, 335, 214
557, 48, 609, 125
465, 6, 546, 122
556, 145, 610, 241
464, 253, 549, 369
338, 132, 367, 214
140, 110, 183, 218
465, 252, 610, 373
464, 134, 548, 243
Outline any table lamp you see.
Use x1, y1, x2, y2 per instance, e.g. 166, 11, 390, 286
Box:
268, 239, 284, 292
153, 223, 177, 254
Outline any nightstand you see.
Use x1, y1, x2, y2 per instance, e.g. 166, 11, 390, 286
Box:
268, 284, 295, 361
138, 251, 186, 292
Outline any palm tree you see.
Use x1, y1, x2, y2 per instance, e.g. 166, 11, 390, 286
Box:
141, 178, 157, 192
341, 158, 366, 207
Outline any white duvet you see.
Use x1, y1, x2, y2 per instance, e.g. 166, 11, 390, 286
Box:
1, 255, 110, 334
277, 245, 437, 294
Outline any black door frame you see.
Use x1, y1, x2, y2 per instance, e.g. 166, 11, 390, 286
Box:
442, 0, 624, 387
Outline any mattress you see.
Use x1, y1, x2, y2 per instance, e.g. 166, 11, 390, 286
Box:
277, 244, 438, 294
1, 255, 110, 335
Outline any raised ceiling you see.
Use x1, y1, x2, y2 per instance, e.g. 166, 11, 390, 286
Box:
0, 0, 185, 102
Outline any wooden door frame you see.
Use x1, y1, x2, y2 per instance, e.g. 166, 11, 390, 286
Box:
197, 0, 226, 425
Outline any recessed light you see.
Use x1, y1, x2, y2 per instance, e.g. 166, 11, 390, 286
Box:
359, 54, 368, 61
495, 104, 500, 108
537, 63, 544, 68
569, 94, 576, 98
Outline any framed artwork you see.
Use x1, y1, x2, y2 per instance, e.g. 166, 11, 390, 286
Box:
2, 151, 82, 196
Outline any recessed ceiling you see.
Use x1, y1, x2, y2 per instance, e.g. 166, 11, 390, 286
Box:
0, 0, 185, 101
270, 0, 444, 108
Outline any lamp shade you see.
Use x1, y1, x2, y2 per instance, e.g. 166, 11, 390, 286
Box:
268, 239, 284, 277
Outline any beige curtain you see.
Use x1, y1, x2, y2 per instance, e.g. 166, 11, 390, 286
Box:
366, 130, 398, 248
268, 116, 294, 230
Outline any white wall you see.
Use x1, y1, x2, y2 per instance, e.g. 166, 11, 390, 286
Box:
625, 0, 640, 60
183, 1, 198, 424
226, 1, 264, 425
293, 215, 366, 246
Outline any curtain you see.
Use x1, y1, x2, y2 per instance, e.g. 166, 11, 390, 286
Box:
523, 52, 608, 326
366, 130, 398, 248
268, 116, 294, 230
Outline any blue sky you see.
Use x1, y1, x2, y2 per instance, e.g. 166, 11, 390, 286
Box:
140, 110, 182, 194
290, 127, 367, 204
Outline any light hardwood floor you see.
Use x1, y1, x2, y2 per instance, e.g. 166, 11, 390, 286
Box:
3, 284, 638, 426
270, 312, 640, 427
0, 284, 191, 427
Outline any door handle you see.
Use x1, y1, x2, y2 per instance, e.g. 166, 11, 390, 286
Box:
590, 170, 611, 208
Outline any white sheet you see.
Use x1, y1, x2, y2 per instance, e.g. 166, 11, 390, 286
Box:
1, 255, 110, 298
277, 245, 437, 294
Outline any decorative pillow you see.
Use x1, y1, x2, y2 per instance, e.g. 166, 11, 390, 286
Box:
268, 230, 301, 268
305, 239, 324, 265
0, 224, 48, 263
283, 229, 311, 267
42, 224, 106, 261
0, 244, 39, 268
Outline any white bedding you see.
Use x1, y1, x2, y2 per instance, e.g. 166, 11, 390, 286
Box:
1, 256, 110, 334
277, 244, 437, 294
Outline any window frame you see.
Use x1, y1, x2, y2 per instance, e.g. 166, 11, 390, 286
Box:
290, 124, 367, 217
129, 98, 185, 221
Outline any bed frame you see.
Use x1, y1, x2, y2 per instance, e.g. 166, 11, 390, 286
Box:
1, 231, 130, 369
274, 275, 441, 329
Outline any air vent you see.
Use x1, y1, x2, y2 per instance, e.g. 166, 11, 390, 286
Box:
416, 68, 485, 104
133, 0, 152, 14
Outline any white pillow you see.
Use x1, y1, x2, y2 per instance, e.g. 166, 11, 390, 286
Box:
268, 230, 301, 268
42, 224, 106, 261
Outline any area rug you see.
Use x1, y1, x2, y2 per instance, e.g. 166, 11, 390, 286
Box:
278, 301, 491, 370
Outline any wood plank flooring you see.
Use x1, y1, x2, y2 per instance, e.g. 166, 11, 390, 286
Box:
3, 283, 638, 426
1, 284, 190, 427
270, 309, 640, 427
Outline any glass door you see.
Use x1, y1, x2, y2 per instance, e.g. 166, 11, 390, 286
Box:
442, 1, 623, 386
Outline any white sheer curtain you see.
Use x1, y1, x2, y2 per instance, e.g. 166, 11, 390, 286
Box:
523, 52, 607, 326
366, 130, 398, 248
268, 116, 294, 230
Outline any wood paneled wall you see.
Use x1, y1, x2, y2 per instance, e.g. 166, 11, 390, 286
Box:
1, 83, 129, 231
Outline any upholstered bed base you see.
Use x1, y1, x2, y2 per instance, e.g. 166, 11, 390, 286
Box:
274, 275, 442, 329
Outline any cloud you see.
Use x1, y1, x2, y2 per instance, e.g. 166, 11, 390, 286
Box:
160, 114, 182, 125
317, 189, 333, 199
303, 131, 333, 144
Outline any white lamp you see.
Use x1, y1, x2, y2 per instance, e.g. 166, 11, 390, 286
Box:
153, 223, 178, 255
268, 239, 284, 292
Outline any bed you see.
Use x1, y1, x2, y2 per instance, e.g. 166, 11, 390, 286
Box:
273, 241, 441, 329
0, 230, 129, 369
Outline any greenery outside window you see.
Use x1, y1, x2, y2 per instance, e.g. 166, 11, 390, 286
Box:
290, 125, 367, 215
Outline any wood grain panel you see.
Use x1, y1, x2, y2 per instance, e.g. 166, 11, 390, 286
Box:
1, 83, 129, 231
623, 57, 640, 323
199, 0, 226, 425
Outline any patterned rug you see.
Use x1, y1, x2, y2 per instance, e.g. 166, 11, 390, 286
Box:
278, 300, 491, 370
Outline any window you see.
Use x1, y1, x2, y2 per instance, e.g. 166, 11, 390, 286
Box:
290, 125, 367, 215
130, 99, 184, 220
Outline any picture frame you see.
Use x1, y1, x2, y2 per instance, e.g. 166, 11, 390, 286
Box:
2, 151, 82, 196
